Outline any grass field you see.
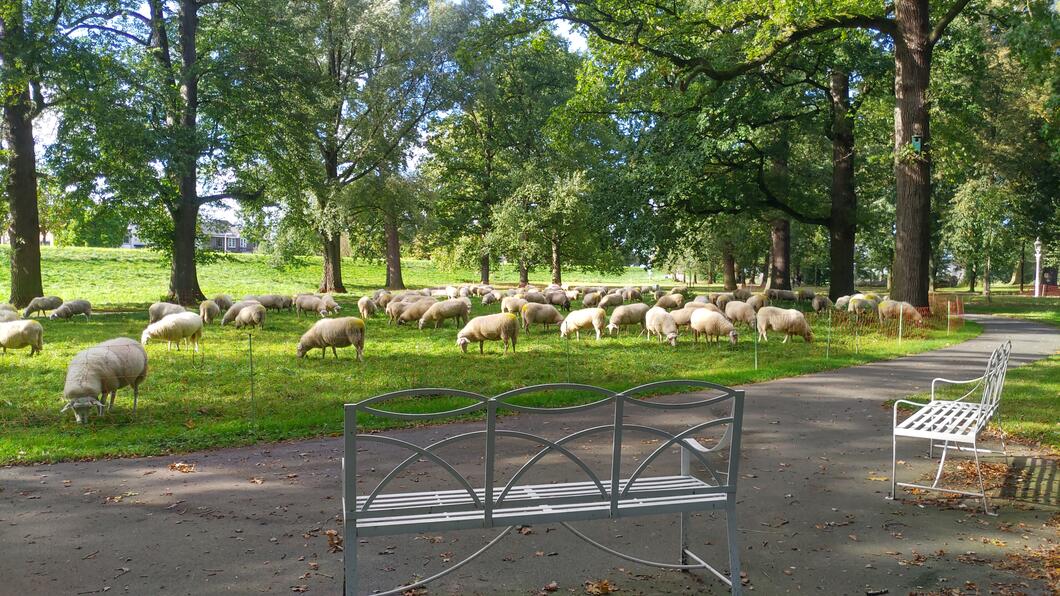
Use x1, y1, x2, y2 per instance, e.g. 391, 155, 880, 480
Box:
0, 246, 671, 309
0, 247, 983, 463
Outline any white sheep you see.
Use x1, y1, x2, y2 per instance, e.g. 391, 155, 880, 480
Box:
0, 320, 43, 356
834, 295, 852, 310
213, 294, 235, 311
606, 303, 651, 336
520, 303, 564, 334
598, 293, 624, 309
746, 294, 769, 312
545, 291, 571, 311
848, 297, 878, 315
149, 302, 187, 324
811, 295, 833, 313
582, 292, 601, 307
502, 296, 528, 315
765, 289, 798, 301
520, 291, 545, 305
233, 304, 267, 329
692, 295, 711, 304
669, 306, 699, 328
397, 298, 436, 326
23, 296, 63, 318
385, 301, 409, 325
61, 337, 148, 422
0, 310, 18, 323
358, 296, 378, 319
457, 313, 518, 354
644, 306, 679, 346
0, 303, 15, 312
222, 300, 262, 325
141, 312, 204, 351
419, 298, 471, 329
654, 294, 684, 310
49, 300, 92, 320
482, 291, 501, 306
297, 317, 365, 360
560, 307, 606, 341
294, 295, 330, 318
877, 300, 923, 324
714, 293, 735, 310
375, 292, 394, 308
794, 288, 815, 301
724, 300, 756, 328
732, 288, 753, 301
690, 309, 738, 346
756, 306, 813, 343
200, 299, 220, 324
248, 294, 289, 311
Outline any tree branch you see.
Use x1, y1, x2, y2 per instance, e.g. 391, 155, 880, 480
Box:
197, 188, 263, 205
930, 0, 972, 46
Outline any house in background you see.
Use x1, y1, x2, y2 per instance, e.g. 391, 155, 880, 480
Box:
121, 222, 257, 253
0, 230, 56, 246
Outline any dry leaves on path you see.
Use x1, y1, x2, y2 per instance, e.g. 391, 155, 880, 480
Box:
584, 579, 617, 594
169, 462, 196, 473
325, 529, 344, 553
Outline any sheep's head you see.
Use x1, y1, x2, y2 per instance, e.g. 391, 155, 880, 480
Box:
605, 323, 618, 336
140, 330, 151, 345
61, 397, 104, 424
804, 329, 815, 343
728, 329, 739, 346
666, 332, 678, 347
48, 311, 60, 320
559, 321, 570, 338
296, 342, 309, 358
456, 336, 470, 353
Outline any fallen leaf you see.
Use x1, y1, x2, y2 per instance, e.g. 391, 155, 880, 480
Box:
169, 462, 195, 473
517, 525, 534, 535
249, 477, 264, 485
584, 579, 616, 594
543, 581, 559, 592
867, 475, 889, 482
325, 529, 343, 553
291, 586, 308, 593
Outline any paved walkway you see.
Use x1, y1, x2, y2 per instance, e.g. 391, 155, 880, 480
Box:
1, 316, 1057, 595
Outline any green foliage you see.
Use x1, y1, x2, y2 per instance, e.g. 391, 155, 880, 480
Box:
944, 177, 1018, 285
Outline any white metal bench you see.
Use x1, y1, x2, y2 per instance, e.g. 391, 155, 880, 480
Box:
343, 380, 745, 595
890, 341, 1011, 514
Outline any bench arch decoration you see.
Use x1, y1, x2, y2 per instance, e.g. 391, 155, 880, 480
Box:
343, 380, 745, 595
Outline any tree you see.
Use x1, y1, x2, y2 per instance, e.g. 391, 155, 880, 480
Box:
536, 0, 977, 306
945, 177, 1015, 299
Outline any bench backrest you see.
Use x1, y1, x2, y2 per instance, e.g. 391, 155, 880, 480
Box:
979, 340, 1012, 418
344, 380, 744, 524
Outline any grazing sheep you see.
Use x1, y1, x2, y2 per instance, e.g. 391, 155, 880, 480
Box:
834, 295, 852, 310
654, 294, 684, 310
475, 285, 495, 297
248, 294, 290, 311
297, 317, 365, 361
49, 300, 92, 321
419, 298, 471, 329
0, 320, 43, 355
877, 299, 923, 324
397, 298, 436, 325
213, 294, 235, 311
222, 300, 262, 325
61, 337, 148, 422
756, 306, 813, 343
23, 296, 63, 318
766, 289, 798, 301
724, 301, 756, 328
294, 295, 330, 318
690, 309, 738, 346
811, 295, 833, 313
358, 296, 378, 319
560, 308, 607, 341
620, 288, 642, 302
141, 312, 204, 351
149, 302, 187, 324
670, 285, 688, 296
693, 295, 711, 304
457, 313, 518, 354
606, 303, 651, 336
714, 293, 735, 310
796, 288, 816, 301
644, 306, 679, 346
375, 292, 394, 308
582, 292, 601, 307
848, 297, 878, 315
320, 294, 341, 313
669, 306, 699, 328
482, 291, 502, 306
692, 302, 725, 315
520, 303, 564, 333
598, 293, 624, 309
683, 302, 710, 310
233, 303, 267, 329
0, 303, 15, 312
733, 288, 753, 301
746, 294, 769, 312
0, 310, 18, 323
501, 296, 528, 315
385, 300, 409, 324
653, 290, 667, 300
545, 291, 571, 311
523, 291, 547, 304
199, 300, 221, 324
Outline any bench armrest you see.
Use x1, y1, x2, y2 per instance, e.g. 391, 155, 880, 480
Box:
931, 376, 983, 402
682, 437, 711, 453
892, 398, 929, 428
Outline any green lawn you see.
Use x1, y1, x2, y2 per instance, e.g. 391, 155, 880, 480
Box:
0, 248, 981, 463
957, 295, 1060, 329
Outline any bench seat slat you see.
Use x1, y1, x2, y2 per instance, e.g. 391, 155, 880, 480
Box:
895, 401, 988, 442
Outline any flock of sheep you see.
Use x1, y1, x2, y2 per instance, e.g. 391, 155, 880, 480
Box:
0, 284, 921, 424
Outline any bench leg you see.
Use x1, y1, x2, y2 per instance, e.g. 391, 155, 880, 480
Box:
972, 438, 995, 516
726, 500, 742, 595
889, 432, 898, 500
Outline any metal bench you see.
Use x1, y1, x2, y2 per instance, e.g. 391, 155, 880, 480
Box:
890, 341, 1011, 514
343, 380, 745, 595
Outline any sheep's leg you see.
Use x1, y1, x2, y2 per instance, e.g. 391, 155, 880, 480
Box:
479, 342, 484, 354
133, 384, 139, 413
321, 348, 326, 359
783, 334, 790, 344
332, 346, 338, 358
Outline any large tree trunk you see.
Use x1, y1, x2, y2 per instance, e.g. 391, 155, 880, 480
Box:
722, 244, 737, 291
891, 0, 933, 307
384, 211, 404, 290
168, 198, 205, 305
550, 240, 562, 285
828, 69, 858, 301
319, 232, 347, 293
769, 218, 791, 290
3, 85, 44, 308
518, 260, 529, 286
479, 251, 490, 284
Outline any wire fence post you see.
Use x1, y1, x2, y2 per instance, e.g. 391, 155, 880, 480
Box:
898, 302, 904, 345
854, 314, 860, 355
947, 300, 951, 335
247, 333, 256, 419
753, 322, 759, 370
